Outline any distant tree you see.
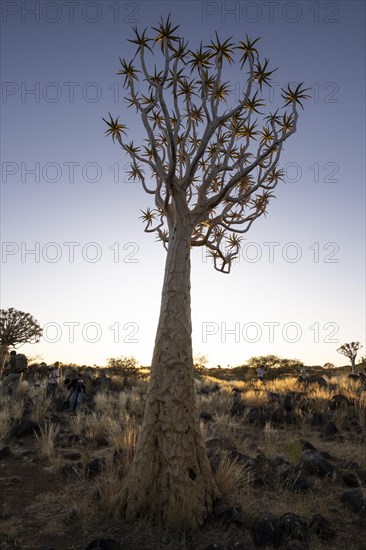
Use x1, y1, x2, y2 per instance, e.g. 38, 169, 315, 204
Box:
193, 353, 208, 376
103, 16, 308, 528
247, 355, 303, 370
337, 342, 363, 373
106, 355, 139, 378
0, 308, 42, 375
323, 362, 335, 370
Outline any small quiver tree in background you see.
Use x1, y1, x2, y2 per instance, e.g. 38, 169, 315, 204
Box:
103, 16, 308, 529
0, 308, 43, 376
337, 341, 363, 373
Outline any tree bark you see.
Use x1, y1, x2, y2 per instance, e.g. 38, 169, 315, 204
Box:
121, 216, 219, 529
0, 344, 9, 377
350, 357, 356, 373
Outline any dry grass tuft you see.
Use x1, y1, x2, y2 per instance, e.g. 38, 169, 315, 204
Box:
35, 421, 59, 461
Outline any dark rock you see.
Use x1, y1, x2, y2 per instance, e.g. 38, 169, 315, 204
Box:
246, 407, 269, 427
230, 543, 250, 550
285, 543, 308, 550
199, 411, 214, 423
321, 421, 341, 439
96, 438, 109, 447
67, 434, 81, 444
229, 451, 257, 470
85, 539, 120, 550
301, 450, 334, 478
10, 420, 39, 438
0, 446, 12, 460
309, 514, 335, 540
207, 448, 225, 474
202, 545, 227, 550
309, 412, 327, 427
64, 452, 81, 461
329, 394, 350, 410
303, 376, 327, 388
85, 457, 106, 478
280, 513, 308, 541
60, 462, 83, 479
284, 392, 295, 412
300, 440, 317, 451
341, 488, 366, 515
278, 464, 311, 492
214, 503, 245, 526
267, 391, 281, 402
231, 398, 245, 417
206, 436, 236, 451
271, 407, 285, 423
252, 512, 282, 547
341, 471, 359, 487
343, 413, 363, 434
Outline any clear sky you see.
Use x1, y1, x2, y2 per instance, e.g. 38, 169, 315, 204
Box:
1, 0, 365, 368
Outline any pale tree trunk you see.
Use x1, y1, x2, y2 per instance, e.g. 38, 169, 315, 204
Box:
350, 357, 356, 373
121, 216, 219, 529
0, 344, 9, 377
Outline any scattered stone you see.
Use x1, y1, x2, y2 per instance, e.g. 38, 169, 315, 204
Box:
252, 512, 282, 548
246, 407, 269, 427
230, 543, 250, 550
202, 545, 227, 550
341, 488, 366, 515
199, 411, 214, 423
85, 457, 106, 478
285, 543, 308, 550
309, 514, 335, 540
329, 394, 350, 410
300, 440, 317, 452
85, 539, 120, 550
207, 448, 225, 474
278, 464, 311, 492
0, 446, 12, 460
321, 421, 341, 439
267, 391, 281, 403
271, 407, 285, 424
280, 513, 308, 541
341, 471, 359, 487
214, 502, 245, 527
309, 412, 327, 427
10, 419, 39, 438
284, 392, 296, 412
301, 450, 334, 478
231, 398, 245, 417
60, 462, 83, 480
64, 452, 82, 461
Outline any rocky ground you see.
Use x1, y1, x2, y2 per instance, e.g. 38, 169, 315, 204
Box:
0, 368, 365, 550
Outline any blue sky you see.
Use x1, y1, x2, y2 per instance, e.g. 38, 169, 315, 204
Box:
1, 0, 365, 368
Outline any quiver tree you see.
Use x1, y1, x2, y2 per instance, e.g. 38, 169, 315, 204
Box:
0, 308, 43, 375
337, 341, 363, 373
103, 16, 308, 528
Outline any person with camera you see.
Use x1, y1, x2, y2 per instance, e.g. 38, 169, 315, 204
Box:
65, 373, 86, 411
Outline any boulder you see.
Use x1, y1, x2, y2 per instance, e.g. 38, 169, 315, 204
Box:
301, 450, 334, 478
85, 540, 120, 550
341, 488, 366, 515
10, 420, 40, 438
309, 514, 335, 540
85, 457, 106, 478
280, 513, 308, 541
252, 512, 282, 548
